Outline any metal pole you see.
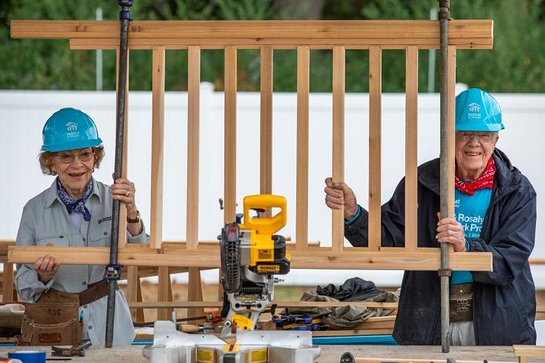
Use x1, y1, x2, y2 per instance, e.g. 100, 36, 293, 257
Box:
438, 0, 451, 353
105, 0, 133, 348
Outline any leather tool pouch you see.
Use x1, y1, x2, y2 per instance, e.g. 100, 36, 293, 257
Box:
18, 289, 82, 346
449, 283, 473, 323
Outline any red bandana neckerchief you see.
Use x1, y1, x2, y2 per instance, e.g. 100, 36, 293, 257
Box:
455, 157, 496, 195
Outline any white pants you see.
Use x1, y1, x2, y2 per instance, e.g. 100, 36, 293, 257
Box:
449, 321, 476, 345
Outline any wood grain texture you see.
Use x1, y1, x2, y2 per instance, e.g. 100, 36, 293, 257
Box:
150, 46, 165, 249
8, 246, 492, 271
186, 46, 200, 249
404, 46, 418, 251
296, 46, 310, 250
11, 20, 493, 49
368, 46, 382, 251
331, 46, 345, 252
223, 46, 237, 225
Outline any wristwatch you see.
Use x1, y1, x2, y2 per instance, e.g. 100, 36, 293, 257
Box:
127, 210, 140, 223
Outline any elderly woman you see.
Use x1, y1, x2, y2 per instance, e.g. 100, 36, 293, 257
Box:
15, 107, 149, 346
324, 88, 536, 345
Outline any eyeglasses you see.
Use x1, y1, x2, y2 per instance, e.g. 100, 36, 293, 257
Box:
456, 132, 497, 143
55, 150, 95, 164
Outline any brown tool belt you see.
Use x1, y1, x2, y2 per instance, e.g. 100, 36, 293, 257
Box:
449, 283, 473, 323
17, 279, 116, 346
19, 289, 81, 346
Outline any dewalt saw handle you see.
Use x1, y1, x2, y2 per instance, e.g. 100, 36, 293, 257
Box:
238, 194, 286, 234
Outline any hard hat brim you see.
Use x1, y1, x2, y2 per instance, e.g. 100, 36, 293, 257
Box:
455, 123, 505, 132
41, 138, 103, 152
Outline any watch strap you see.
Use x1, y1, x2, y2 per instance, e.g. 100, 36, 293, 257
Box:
127, 210, 140, 223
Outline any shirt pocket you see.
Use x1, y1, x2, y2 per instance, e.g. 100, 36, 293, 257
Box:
35, 233, 72, 247
88, 220, 111, 247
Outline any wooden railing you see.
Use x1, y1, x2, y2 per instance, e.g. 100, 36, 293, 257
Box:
8, 19, 494, 320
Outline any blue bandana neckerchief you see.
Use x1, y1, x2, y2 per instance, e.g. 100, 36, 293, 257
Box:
56, 177, 94, 222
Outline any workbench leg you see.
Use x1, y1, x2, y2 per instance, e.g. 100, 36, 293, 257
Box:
2, 262, 14, 302
157, 266, 173, 320
188, 268, 204, 322
126, 266, 144, 322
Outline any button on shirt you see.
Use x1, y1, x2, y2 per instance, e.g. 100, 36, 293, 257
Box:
15, 180, 149, 346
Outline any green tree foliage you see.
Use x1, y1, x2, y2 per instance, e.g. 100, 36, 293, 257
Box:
358, 0, 545, 92
1, 0, 544, 92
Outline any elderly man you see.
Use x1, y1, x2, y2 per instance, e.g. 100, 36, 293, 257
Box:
324, 88, 536, 345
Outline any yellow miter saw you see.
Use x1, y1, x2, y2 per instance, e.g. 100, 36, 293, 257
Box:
143, 195, 320, 363
219, 194, 291, 335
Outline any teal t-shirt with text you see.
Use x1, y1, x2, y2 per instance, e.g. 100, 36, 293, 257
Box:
451, 188, 492, 285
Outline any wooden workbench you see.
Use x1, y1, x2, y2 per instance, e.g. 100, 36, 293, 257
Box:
0, 345, 542, 363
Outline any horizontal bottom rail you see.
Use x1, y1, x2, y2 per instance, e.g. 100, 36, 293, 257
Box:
8, 245, 492, 271
127, 300, 399, 309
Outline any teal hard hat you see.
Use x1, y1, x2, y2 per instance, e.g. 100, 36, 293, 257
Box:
455, 88, 504, 132
41, 108, 103, 152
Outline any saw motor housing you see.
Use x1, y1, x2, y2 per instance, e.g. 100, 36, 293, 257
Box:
219, 194, 291, 333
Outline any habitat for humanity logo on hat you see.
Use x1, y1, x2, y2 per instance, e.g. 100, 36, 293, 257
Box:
65, 121, 80, 139
467, 102, 481, 119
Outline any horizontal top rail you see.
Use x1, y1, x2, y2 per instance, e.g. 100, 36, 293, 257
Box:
8, 245, 492, 271
11, 20, 493, 50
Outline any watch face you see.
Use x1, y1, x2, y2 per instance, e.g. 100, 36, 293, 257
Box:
127, 210, 140, 222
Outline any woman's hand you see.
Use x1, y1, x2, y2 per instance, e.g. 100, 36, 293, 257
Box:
111, 175, 142, 235
111, 176, 138, 218
436, 215, 467, 252
324, 177, 358, 220
34, 254, 59, 283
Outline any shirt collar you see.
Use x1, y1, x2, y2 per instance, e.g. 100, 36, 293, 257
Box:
44, 178, 102, 208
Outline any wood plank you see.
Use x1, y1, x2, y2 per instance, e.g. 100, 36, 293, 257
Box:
0, 345, 520, 363
224, 46, 237, 224
125, 265, 140, 321
404, 46, 418, 251
2, 262, 14, 302
12, 20, 493, 49
8, 246, 492, 271
70, 37, 493, 51
187, 268, 204, 320
135, 277, 145, 322
128, 301, 398, 309
4, 240, 322, 253
447, 46, 457, 220
260, 46, 273, 206
296, 46, 310, 250
157, 266, 172, 320
368, 46, 382, 251
513, 345, 545, 363
332, 46, 345, 253
352, 359, 494, 363
150, 46, 165, 249
186, 46, 200, 249
186, 46, 205, 320
0, 241, 14, 260
116, 48, 129, 249
312, 328, 393, 337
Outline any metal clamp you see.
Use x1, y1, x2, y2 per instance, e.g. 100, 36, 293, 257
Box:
105, 263, 122, 281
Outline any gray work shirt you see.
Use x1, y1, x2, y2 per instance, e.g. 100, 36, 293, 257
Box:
15, 179, 149, 346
